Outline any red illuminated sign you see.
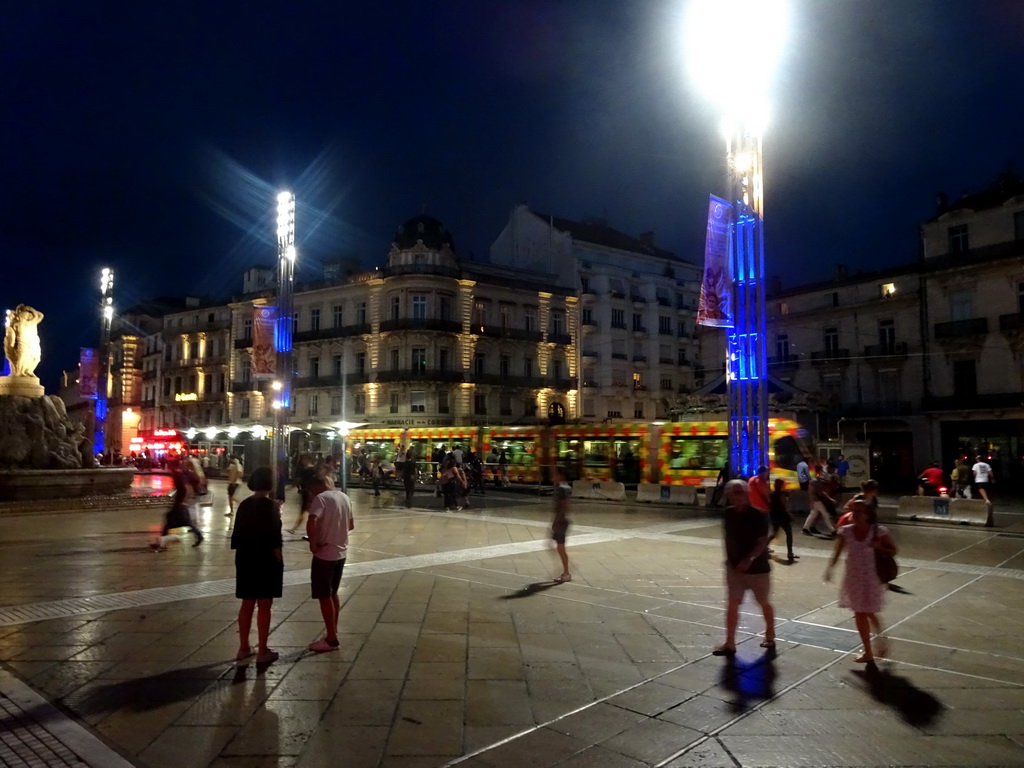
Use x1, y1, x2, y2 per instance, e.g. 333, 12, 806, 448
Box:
153, 429, 178, 438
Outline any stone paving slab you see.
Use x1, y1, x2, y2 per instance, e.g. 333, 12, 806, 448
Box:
0, 483, 1022, 767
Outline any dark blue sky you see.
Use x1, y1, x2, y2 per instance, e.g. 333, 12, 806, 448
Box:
3, 0, 1023, 387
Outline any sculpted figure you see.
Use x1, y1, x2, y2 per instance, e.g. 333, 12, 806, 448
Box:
4, 305, 45, 378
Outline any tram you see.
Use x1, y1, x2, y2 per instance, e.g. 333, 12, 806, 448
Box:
347, 418, 811, 487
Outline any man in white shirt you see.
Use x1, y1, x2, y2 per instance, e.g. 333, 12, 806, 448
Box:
971, 455, 994, 503
305, 478, 355, 653
452, 445, 464, 466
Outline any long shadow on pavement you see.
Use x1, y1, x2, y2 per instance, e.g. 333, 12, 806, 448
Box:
851, 664, 944, 727
499, 581, 561, 600
718, 650, 777, 712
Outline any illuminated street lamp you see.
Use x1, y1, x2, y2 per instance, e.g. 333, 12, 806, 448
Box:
97, 267, 115, 461
686, 0, 789, 478
274, 192, 296, 500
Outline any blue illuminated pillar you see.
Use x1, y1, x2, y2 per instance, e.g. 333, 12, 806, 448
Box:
274, 192, 297, 499
96, 268, 115, 460
725, 130, 769, 479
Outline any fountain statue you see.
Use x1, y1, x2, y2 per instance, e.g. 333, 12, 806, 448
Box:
0, 304, 132, 500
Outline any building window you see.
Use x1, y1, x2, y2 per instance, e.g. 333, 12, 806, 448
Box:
779, 302, 790, 315
660, 376, 673, 391
500, 304, 512, 328
174, 376, 182, 393
204, 375, 212, 394
551, 311, 565, 336
632, 372, 644, 390
552, 358, 563, 381
474, 393, 487, 415
356, 302, 367, 325
830, 292, 839, 308
677, 349, 688, 366
582, 308, 593, 325
310, 308, 321, 331
580, 276, 590, 293
330, 395, 341, 415
524, 308, 537, 331
500, 355, 510, 377
776, 333, 790, 360
632, 313, 644, 332
881, 283, 896, 298
439, 348, 450, 372
634, 401, 644, 419
243, 318, 253, 340
607, 409, 622, 419
390, 348, 400, 371
308, 394, 319, 417
242, 364, 251, 383
162, 378, 171, 397
438, 390, 450, 414
1018, 282, 1024, 314
877, 369, 899, 405
240, 398, 250, 418
309, 355, 320, 378
332, 355, 342, 378
949, 289, 973, 321
499, 392, 512, 416
824, 327, 840, 356
333, 304, 343, 327
474, 352, 486, 376
611, 309, 626, 328
356, 352, 366, 374
524, 397, 538, 417
410, 390, 425, 413
473, 300, 486, 330
440, 296, 453, 322
412, 295, 427, 320
948, 224, 969, 253
878, 319, 895, 351
659, 316, 672, 334
390, 296, 400, 320
583, 399, 595, 417
609, 278, 625, 298
389, 392, 399, 414
822, 373, 842, 401
411, 347, 426, 372
524, 356, 534, 379
354, 393, 365, 414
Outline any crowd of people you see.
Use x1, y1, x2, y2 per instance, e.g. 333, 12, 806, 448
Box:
917, 455, 995, 502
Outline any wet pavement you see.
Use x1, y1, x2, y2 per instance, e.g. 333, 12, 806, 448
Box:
0, 481, 1021, 767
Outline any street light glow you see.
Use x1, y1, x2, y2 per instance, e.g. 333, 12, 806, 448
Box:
684, 0, 788, 127
100, 267, 114, 296
276, 191, 295, 245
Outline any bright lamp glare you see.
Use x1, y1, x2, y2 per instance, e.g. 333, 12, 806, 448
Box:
684, 0, 788, 126
285, 244, 297, 261
277, 191, 293, 204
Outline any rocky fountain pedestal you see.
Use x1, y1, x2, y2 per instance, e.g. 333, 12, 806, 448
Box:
0, 304, 134, 503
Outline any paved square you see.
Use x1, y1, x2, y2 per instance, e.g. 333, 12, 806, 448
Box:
0, 481, 1022, 767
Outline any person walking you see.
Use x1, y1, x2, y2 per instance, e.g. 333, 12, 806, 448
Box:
971, 455, 994, 503
748, 465, 771, 514
551, 466, 572, 583
230, 467, 283, 665
802, 467, 837, 537
839, 479, 880, 526
951, 458, 971, 498
713, 480, 776, 656
440, 457, 458, 511
836, 453, 850, 490
151, 458, 205, 550
769, 478, 796, 563
226, 455, 243, 516
796, 456, 811, 491
305, 477, 354, 654
400, 445, 417, 508
824, 500, 897, 664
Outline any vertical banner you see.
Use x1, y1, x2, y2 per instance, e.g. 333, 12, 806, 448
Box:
252, 306, 277, 378
697, 195, 734, 328
79, 347, 99, 397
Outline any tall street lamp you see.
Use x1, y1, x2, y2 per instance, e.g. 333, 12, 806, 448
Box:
686, 0, 789, 478
274, 191, 296, 499
97, 267, 115, 461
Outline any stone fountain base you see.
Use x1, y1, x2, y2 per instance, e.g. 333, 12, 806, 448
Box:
0, 376, 44, 398
0, 467, 135, 501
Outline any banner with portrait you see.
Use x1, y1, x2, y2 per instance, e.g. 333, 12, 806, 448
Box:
252, 306, 277, 378
79, 347, 99, 397
697, 195, 734, 328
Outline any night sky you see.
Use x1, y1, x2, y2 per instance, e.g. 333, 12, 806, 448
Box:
3, 0, 1023, 388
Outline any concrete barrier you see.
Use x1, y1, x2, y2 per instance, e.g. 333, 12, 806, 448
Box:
571, 480, 626, 501
635, 483, 697, 505
896, 496, 993, 526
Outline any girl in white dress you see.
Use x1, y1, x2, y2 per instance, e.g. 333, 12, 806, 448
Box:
824, 500, 897, 663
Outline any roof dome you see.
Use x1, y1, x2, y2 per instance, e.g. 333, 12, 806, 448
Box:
392, 215, 456, 253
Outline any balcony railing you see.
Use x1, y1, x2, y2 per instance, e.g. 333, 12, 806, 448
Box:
581, 350, 599, 358
471, 373, 539, 387
810, 349, 850, 366
234, 337, 253, 350
611, 352, 628, 360
632, 354, 647, 363
934, 318, 988, 339
374, 368, 465, 384
631, 295, 647, 304
864, 342, 908, 358
379, 318, 462, 333
480, 327, 544, 342
923, 392, 1024, 411
549, 332, 572, 345
141, 399, 155, 409
231, 381, 269, 393
292, 372, 372, 388
294, 324, 371, 343
999, 312, 1024, 332
659, 357, 675, 365
550, 377, 578, 390
582, 380, 599, 388
610, 322, 627, 330
632, 326, 648, 334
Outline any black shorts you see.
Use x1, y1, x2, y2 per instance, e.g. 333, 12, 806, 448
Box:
227, 483, 239, 498
552, 520, 569, 545
311, 556, 345, 599
974, 482, 991, 495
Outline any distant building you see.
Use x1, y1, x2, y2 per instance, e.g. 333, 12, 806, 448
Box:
490, 204, 702, 422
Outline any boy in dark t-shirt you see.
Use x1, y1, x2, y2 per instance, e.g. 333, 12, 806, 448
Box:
551, 466, 572, 583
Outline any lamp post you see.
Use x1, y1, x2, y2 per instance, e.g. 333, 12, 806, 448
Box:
274, 191, 296, 500
97, 267, 115, 462
686, 0, 788, 479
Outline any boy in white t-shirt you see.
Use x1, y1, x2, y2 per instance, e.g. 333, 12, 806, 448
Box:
971, 455, 994, 503
305, 478, 355, 653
